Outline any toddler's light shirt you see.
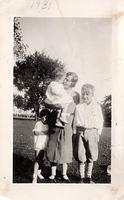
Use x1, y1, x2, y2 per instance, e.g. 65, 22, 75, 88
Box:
46, 81, 72, 107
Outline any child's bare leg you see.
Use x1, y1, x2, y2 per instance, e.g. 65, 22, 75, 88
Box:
32, 150, 44, 183
60, 104, 69, 124
55, 109, 65, 127
37, 150, 45, 179
32, 162, 39, 183
56, 105, 70, 127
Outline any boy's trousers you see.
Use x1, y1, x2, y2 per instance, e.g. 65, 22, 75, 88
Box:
73, 127, 99, 163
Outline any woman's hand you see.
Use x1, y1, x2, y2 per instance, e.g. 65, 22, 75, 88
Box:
54, 103, 63, 109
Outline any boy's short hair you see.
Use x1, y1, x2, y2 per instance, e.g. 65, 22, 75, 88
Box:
66, 72, 78, 87
81, 84, 95, 94
39, 108, 50, 118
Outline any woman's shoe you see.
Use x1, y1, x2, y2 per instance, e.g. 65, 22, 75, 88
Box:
79, 178, 85, 183
63, 175, 69, 180
37, 170, 44, 179
49, 175, 55, 180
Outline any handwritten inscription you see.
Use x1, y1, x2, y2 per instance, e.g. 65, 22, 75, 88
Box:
30, 0, 52, 10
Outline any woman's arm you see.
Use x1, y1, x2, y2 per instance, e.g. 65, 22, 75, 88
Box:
44, 101, 63, 110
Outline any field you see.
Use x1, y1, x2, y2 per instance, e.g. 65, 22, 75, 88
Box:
13, 119, 111, 184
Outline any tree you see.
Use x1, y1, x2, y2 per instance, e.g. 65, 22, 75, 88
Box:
14, 17, 28, 61
13, 51, 66, 118
101, 94, 111, 127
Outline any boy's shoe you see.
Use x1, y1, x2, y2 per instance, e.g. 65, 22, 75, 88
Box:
85, 178, 94, 184
79, 178, 85, 183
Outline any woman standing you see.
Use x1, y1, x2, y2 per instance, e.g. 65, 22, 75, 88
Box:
47, 72, 79, 181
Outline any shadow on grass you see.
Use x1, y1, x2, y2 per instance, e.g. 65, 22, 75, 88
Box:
92, 163, 111, 184
13, 154, 111, 184
13, 153, 52, 183
13, 153, 34, 183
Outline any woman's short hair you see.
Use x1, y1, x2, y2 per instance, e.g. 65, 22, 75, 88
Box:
66, 72, 78, 87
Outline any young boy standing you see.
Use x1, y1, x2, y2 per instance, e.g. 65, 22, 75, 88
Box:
73, 84, 103, 183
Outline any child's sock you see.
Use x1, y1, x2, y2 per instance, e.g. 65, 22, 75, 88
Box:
79, 163, 85, 179
86, 162, 93, 178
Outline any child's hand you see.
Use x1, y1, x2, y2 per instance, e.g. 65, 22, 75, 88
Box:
97, 132, 100, 142
34, 131, 41, 136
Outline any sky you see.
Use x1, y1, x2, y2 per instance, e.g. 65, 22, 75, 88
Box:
19, 17, 112, 102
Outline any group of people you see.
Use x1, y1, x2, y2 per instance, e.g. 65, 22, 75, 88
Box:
32, 72, 104, 184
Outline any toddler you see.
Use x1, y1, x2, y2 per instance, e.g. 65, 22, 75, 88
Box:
45, 75, 72, 127
32, 109, 50, 183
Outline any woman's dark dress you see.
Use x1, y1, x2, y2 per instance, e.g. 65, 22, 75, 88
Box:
47, 100, 76, 164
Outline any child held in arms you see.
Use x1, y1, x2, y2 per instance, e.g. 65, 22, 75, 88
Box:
45, 72, 73, 127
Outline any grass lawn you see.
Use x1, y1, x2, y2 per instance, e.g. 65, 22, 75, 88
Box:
13, 119, 111, 184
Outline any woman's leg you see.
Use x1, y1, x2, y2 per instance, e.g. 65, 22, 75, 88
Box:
62, 163, 69, 180
60, 104, 69, 124
49, 162, 57, 179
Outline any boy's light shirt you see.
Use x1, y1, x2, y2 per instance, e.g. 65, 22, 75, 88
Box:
73, 99, 103, 135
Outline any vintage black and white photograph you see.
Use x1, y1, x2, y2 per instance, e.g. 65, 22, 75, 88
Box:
13, 17, 111, 184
